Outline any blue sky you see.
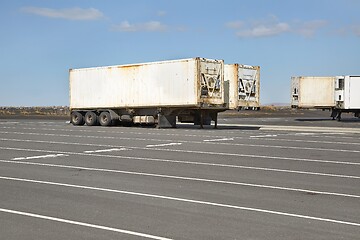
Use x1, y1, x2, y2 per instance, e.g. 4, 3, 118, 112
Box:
1, 0, 359, 106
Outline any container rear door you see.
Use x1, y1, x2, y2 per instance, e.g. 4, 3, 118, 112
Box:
291, 77, 300, 107
298, 77, 335, 108
238, 65, 260, 108
199, 59, 224, 106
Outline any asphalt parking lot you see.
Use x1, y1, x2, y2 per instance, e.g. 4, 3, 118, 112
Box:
0, 117, 359, 239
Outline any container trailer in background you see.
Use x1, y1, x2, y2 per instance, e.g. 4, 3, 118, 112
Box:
69, 57, 226, 128
224, 64, 260, 110
291, 76, 336, 109
291, 76, 360, 120
333, 75, 360, 119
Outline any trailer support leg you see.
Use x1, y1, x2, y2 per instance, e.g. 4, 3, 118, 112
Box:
210, 112, 218, 129
330, 109, 338, 120
336, 111, 342, 121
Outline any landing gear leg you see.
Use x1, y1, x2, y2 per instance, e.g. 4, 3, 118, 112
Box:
210, 112, 218, 129
330, 109, 338, 120
200, 111, 204, 129
336, 111, 342, 121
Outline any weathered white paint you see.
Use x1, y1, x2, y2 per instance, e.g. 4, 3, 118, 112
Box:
70, 58, 224, 110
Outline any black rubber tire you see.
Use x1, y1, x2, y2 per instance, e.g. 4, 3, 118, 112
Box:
85, 111, 98, 126
99, 112, 112, 126
71, 111, 84, 126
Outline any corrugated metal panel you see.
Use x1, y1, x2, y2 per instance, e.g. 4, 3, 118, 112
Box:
70, 58, 224, 110
291, 76, 336, 108
224, 64, 238, 109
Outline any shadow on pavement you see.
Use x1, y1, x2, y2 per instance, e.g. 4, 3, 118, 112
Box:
175, 124, 260, 131
295, 118, 360, 123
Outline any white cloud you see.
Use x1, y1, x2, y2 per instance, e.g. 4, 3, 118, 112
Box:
295, 20, 327, 37
225, 21, 244, 29
352, 25, 360, 37
332, 24, 360, 37
226, 16, 290, 38
157, 11, 167, 17
237, 22, 290, 38
226, 16, 327, 38
21, 7, 103, 20
111, 21, 168, 32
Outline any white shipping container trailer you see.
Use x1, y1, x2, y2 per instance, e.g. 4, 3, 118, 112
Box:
69, 58, 226, 128
291, 76, 336, 108
224, 64, 260, 110
291, 76, 360, 120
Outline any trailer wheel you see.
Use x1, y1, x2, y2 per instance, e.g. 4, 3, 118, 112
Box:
85, 111, 98, 126
71, 111, 84, 126
99, 112, 112, 126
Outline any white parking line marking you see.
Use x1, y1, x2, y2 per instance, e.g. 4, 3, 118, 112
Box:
12, 154, 68, 161
247, 137, 360, 146
3, 125, 359, 144
1, 176, 359, 227
0, 159, 359, 199
0, 126, 230, 139
2, 131, 359, 153
294, 133, 317, 136
2, 145, 360, 180
250, 135, 277, 138
147, 147, 360, 170
146, 143, 182, 148
203, 138, 234, 142
0, 208, 172, 240
84, 148, 128, 153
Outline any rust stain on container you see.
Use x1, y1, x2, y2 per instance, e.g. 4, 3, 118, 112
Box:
69, 58, 225, 110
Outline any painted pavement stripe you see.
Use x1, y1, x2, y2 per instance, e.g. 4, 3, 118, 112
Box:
0, 208, 172, 240
0, 176, 359, 228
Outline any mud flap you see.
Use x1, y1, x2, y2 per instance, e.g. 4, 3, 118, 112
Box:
193, 111, 213, 129
158, 114, 176, 128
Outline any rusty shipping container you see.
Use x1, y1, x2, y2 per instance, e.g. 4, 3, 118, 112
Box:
69, 58, 226, 127
224, 64, 260, 110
